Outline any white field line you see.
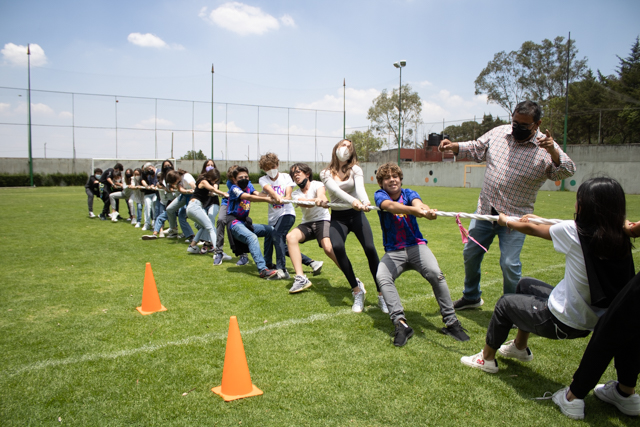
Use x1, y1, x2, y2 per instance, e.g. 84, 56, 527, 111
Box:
6, 253, 639, 378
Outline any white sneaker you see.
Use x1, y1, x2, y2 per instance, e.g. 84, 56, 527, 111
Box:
289, 275, 312, 293
187, 245, 200, 254
460, 350, 499, 373
352, 288, 365, 313
356, 278, 366, 294
158, 230, 165, 238
111, 216, 118, 222
378, 294, 389, 313
131, 221, 137, 226
142, 224, 151, 231
310, 260, 323, 276
594, 381, 640, 416
89, 212, 96, 218
552, 387, 585, 420
221, 252, 232, 261
498, 340, 533, 362
135, 222, 141, 228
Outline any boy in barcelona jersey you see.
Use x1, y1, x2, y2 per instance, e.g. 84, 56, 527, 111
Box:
374, 163, 470, 346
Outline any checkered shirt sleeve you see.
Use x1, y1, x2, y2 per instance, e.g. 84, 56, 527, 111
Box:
457, 125, 576, 216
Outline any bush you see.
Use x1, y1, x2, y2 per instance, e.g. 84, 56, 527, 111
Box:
0, 173, 89, 187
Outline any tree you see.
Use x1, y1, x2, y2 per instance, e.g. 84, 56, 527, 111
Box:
475, 36, 587, 115
347, 129, 384, 162
180, 150, 207, 160
367, 84, 422, 148
443, 114, 508, 142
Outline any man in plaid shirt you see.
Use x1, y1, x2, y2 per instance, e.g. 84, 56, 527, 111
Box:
438, 100, 576, 310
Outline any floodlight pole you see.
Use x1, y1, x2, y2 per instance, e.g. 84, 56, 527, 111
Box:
343, 78, 346, 139
27, 44, 33, 186
211, 64, 214, 160
394, 60, 406, 165
560, 32, 571, 191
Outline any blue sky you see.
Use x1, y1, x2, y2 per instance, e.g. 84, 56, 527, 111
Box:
1, 0, 639, 161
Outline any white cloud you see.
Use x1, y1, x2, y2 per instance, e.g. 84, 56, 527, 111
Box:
59, 111, 73, 119
17, 103, 54, 115
194, 121, 245, 133
297, 87, 380, 117
0, 103, 10, 113
127, 33, 184, 50
415, 80, 432, 88
200, 3, 286, 36
1, 43, 47, 66
421, 90, 506, 125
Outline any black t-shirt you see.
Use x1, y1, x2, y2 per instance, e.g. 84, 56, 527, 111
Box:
99, 168, 114, 184
141, 170, 158, 195
85, 175, 100, 194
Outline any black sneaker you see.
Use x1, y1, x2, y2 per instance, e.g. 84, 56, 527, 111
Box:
392, 322, 414, 347
441, 321, 470, 341
99, 214, 107, 221
453, 297, 484, 310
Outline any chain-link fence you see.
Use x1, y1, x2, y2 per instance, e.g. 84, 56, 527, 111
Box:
0, 86, 345, 162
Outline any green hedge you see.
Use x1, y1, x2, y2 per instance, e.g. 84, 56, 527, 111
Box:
0, 173, 89, 187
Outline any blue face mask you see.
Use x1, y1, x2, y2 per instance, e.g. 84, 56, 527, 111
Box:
95, 174, 102, 180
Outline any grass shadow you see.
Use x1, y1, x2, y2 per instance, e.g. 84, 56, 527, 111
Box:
308, 278, 353, 308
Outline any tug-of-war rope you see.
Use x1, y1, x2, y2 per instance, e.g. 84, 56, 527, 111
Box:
283, 199, 564, 252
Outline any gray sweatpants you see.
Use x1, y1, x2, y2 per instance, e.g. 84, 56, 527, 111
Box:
376, 244, 457, 326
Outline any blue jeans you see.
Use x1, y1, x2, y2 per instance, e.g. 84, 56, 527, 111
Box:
136, 203, 143, 223
264, 214, 313, 270
166, 194, 194, 237
462, 218, 526, 300
231, 222, 274, 272
153, 201, 168, 233
187, 200, 217, 245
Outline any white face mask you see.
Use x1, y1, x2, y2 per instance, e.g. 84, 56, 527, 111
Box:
266, 168, 278, 179
336, 146, 351, 162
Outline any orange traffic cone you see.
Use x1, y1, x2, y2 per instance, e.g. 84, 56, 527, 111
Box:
136, 263, 167, 315
212, 316, 263, 401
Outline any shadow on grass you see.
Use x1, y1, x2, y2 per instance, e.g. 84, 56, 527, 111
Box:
454, 307, 495, 330
307, 278, 353, 308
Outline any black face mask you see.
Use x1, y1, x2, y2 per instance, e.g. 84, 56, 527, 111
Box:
512, 125, 534, 141
298, 178, 308, 189
237, 178, 250, 190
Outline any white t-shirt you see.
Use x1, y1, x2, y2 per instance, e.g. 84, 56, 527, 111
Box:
320, 165, 370, 211
258, 173, 295, 225
292, 181, 331, 224
548, 220, 606, 331
181, 173, 196, 190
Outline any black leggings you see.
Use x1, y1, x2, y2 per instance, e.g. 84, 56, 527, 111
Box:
330, 209, 379, 291
570, 272, 640, 399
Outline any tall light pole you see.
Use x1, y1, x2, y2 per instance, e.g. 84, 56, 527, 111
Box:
211, 64, 218, 160
393, 60, 406, 165
27, 44, 33, 186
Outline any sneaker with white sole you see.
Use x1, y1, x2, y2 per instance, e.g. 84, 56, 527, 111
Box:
221, 252, 232, 261
187, 245, 200, 254
378, 294, 389, 313
166, 230, 179, 238
461, 350, 499, 373
498, 340, 533, 361
141, 234, 158, 240
356, 278, 366, 294
594, 381, 640, 416
142, 224, 151, 231
552, 387, 585, 420
89, 212, 96, 218
310, 260, 323, 276
236, 254, 249, 266
289, 275, 312, 293
352, 288, 365, 313
268, 269, 290, 280
131, 221, 137, 226
213, 253, 224, 265
135, 222, 141, 228
158, 230, 165, 238
259, 268, 278, 279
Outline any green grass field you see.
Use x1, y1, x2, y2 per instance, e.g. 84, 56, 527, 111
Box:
1, 185, 639, 426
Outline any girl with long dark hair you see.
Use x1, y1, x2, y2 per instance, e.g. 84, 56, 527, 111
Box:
461, 177, 635, 375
